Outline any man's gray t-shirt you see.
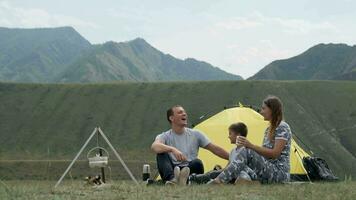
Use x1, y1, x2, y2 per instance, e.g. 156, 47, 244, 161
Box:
155, 128, 211, 165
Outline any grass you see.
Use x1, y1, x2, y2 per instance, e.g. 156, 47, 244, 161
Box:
1, 80, 356, 179
0, 180, 356, 200
1, 76, 356, 198
0, 160, 156, 180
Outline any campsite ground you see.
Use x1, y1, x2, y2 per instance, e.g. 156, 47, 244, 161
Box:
1, 180, 355, 200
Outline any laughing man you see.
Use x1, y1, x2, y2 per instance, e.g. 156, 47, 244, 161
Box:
151, 105, 229, 185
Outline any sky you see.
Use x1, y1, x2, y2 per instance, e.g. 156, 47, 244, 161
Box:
1, 0, 356, 79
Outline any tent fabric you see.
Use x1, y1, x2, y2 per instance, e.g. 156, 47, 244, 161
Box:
193, 105, 310, 176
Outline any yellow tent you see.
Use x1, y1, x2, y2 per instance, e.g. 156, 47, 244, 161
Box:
193, 105, 310, 181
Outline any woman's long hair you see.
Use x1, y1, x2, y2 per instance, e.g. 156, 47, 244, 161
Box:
263, 96, 283, 141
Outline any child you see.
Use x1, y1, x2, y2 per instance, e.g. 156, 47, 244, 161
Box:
189, 122, 257, 184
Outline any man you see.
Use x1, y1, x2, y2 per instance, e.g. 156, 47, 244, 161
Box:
151, 105, 229, 185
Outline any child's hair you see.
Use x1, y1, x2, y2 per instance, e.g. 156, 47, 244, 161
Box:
228, 122, 248, 137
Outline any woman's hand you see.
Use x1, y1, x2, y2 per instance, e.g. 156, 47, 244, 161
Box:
237, 136, 254, 149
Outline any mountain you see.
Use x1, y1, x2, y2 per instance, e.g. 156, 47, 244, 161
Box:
249, 43, 356, 80
0, 27, 242, 82
56, 38, 242, 82
0, 81, 356, 180
0, 26, 92, 82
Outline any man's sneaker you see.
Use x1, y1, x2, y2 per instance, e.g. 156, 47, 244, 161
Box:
145, 179, 155, 186
179, 167, 190, 186
165, 166, 180, 185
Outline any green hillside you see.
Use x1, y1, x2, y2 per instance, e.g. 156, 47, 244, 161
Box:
0, 27, 91, 82
0, 81, 356, 179
249, 43, 356, 80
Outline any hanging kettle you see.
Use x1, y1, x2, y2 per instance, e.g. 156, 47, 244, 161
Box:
87, 147, 109, 168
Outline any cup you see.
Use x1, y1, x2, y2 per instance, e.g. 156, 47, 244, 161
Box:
236, 136, 243, 148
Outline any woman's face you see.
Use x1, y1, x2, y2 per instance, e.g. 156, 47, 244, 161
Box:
261, 103, 272, 121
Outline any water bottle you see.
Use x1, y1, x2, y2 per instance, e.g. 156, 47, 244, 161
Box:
142, 164, 151, 181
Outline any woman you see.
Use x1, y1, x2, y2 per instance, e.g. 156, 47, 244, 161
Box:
212, 95, 292, 184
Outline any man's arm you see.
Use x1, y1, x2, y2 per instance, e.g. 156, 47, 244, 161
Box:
151, 139, 187, 161
151, 139, 173, 153
204, 143, 229, 160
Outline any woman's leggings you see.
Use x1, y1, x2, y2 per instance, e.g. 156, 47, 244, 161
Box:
217, 147, 289, 184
